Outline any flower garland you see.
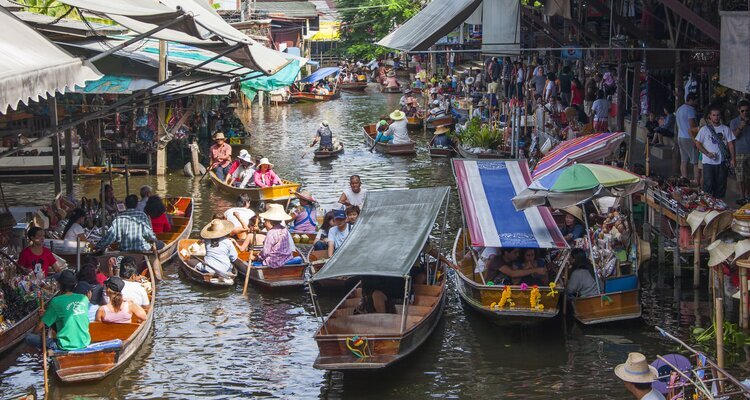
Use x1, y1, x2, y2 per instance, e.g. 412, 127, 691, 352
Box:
530, 285, 544, 311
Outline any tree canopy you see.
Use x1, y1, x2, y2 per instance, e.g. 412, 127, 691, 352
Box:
336, 0, 422, 59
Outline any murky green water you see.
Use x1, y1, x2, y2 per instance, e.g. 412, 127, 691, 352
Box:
0, 87, 735, 399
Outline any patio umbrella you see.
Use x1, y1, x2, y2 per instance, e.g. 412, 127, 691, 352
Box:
512, 163, 645, 210
532, 132, 628, 179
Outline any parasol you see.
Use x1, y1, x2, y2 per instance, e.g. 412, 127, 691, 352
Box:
512, 163, 645, 210
532, 131, 628, 179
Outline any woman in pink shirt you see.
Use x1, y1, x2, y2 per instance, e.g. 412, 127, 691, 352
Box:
253, 158, 282, 188
96, 276, 147, 324
209, 132, 233, 180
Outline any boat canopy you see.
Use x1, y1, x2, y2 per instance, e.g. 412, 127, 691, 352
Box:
453, 159, 567, 249
311, 187, 450, 281
300, 67, 340, 83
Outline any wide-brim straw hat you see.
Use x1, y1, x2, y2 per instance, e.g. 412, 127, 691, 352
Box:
614, 352, 658, 384
213, 132, 226, 140
703, 210, 733, 237
294, 191, 317, 203
562, 206, 583, 222
201, 219, 234, 239
733, 219, 750, 237
387, 71, 396, 77
687, 210, 710, 235
734, 239, 750, 262
259, 203, 292, 222
390, 110, 406, 121
638, 238, 651, 264
434, 125, 450, 135
256, 157, 273, 169
707, 240, 735, 267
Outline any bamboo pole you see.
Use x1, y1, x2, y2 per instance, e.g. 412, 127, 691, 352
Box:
39, 291, 49, 398
716, 296, 725, 390
693, 230, 701, 288
740, 266, 748, 330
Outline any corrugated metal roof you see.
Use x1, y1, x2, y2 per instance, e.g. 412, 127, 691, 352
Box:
252, 1, 319, 18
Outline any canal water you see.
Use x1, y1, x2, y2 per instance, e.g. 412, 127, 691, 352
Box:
0, 88, 732, 399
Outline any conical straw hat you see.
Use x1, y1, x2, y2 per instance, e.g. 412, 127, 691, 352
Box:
707, 240, 734, 267
734, 239, 750, 262
562, 206, 583, 222
259, 203, 292, 222
638, 238, 651, 264
703, 210, 733, 237
200, 219, 234, 240
687, 210, 710, 235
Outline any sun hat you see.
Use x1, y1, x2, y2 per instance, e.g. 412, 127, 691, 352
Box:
321, 120, 329, 127
703, 210, 733, 237
707, 240, 735, 267
687, 210, 710, 235
333, 209, 346, 220
387, 70, 396, 77
294, 191, 317, 203
73, 281, 92, 295
104, 276, 126, 293
259, 203, 293, 222
389, 110, 406, 120
735, 239, 750, 262
256, 157, 273, 169
237, 152, 253, 163
562, 206, 583, 222
213, 132, 226, 140
638, 238, 651, 264
56, 269, 77, 287
614, 352, 658, 384
434, 125, 450, 135
200, 219, 235, 240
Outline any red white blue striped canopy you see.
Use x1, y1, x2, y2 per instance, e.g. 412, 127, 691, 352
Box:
453, 159, 567, 249
532, 131, 628, 179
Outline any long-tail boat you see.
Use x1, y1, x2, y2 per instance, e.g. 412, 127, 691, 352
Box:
310, 187, 450, 370
290, 67, 341, 103
362, 124, 416, 155
209, 171, 300, 203
49, 252, 156, 383
176, 239, 236, 288
451, 159, 568, 325
340, 81, 368, 91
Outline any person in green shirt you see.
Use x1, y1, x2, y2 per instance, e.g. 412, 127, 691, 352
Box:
26, 269, 91, 351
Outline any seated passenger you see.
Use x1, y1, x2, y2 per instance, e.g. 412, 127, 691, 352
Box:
198, 219, 239, 276
354, 277, 397, 314
514, 249, 549, 285
144, 195, 171, 234
325, 210, 350, 258
25, 270, 90, 351
313, 210, 336, 251
384, 71, 400, 88
226, 149, 251, 179
560, 206, 585, 244
432, 125, 452, 148
73, 281, 98, 322
253, 158, 282, 188
62, 208, 87, 242
120, 258, 151, 310
223, 194, 257, 240
77, 264, 107, 320
346, 205, 360, 228
227, 151, 255, 188
290, 191, 318, 234
256, 204, 295, 267
96, 276, 148, 323
95, 195, 161, 252
19, 227, 64, 278
485, 248, 546, 285
566, 249, 599, 297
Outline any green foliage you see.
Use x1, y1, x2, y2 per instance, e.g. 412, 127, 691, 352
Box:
21, 0, 115, 25
456, 117, 503, 150
692, 322, 750, 356
336, 0, 422, 59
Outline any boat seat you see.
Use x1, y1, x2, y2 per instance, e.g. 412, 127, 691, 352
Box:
60, 339, 123, 354
156, 232, 182, 242
324, 314, 420, 335
342, 298, 361, 308
394, 305, 432, 317
89, 322, 140, 342
604, 275, 638, 293
412, 284, 441, 297
413, 295, 438, 307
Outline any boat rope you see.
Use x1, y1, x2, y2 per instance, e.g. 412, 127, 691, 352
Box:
345, 336, 370, 359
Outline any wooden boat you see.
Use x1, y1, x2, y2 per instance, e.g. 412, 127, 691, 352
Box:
234, 248, 309, 289
49, 252, 156, 383
290, 91, 341, 103
176, 239, 236, 288
155, 197, 194, 264
340, 82, 368, 92
313, 142, 344, 160
362, 124, 416, 155
380, 85, 402, 94
428, 136, 454, 158
451, 230, 562, 325
209, 171, 301, 203
77, 166, 149, 176
406, 117, 423, 130
570, 274, 641, 324
424, 116, 454, 130
0, 296, 53, 355
312, 273, 447, 370
455, 139, 502, 159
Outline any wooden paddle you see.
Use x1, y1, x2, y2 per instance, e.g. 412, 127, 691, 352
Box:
151, 245, 163, 281
39, 290, 49, 398
199, 163, 218, 182
242, 217, 260, 296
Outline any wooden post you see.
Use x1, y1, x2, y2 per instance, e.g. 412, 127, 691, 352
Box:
616, 56, 625, 132
156, 40, 168, 176
693, 230, 701, 289
740, 265, 748, 330
716, 296, 725, 376
50, 96, 62, 196
629, 66, 640, 170
65, 128, 73, 196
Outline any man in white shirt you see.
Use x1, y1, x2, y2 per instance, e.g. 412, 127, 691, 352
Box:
676, 93, 701, 183
224, 194, 256, 240
384, 110, 410, 145
339, 175, 367, 209
136, 185, 152, 212
695, 105, 736, 199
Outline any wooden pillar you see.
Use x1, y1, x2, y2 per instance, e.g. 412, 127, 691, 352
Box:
616, 56, 625, 132
64, 128, 73, 196
628, 66, 640, 169
50, 97, 62, 195
673, 51, 683, 174
740, 265, 749, 330
693, 230, 701, 289
156, 40, 168, 176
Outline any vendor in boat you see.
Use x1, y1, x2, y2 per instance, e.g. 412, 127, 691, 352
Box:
432, 125, 452, 148
226, 151, 255, 188
62, 208, 87, 242
136, 185, 152, 212
399, 89, 412, 108
311, 120, 334, 151
95, 195, 162, 253
566, 249, 599, 298
472, 101, 487, 120
253, 158, 282, 188
144, 195, 171, 234
25, 269, 90, 351
485, 248, 547, 285
198, 219, 240, 276
384, 70, 400, 89
378, 110, 410, 145
325, 210, 350, 257
209, 131, 233, 181
290, 191, 318, 234
256, 204, 298, 268
560, 206, 585, 244
413, 77, 424, 89
102, 184, 118, 215
96, 276, 147, 324
404, 98, 420, 118
614, 353, 665, 400
19, 227, 64, 278
339, 175, 367, 208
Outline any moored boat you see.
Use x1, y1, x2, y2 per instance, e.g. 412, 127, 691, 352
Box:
406, 117, 423, 130
362, 124, 416, 155
340, 81, 368, 91
49, 252, 157, 383
424, 116, 454, 130
155, 197, 193, 264
313, 142, 344, 160
380, 85, 402, 94
234, 248, 309, 289
428, 135, 454, 158
290, 91, 341, 103
569, 276, 641, 324
0, 294, 54, 355
176, 239, 236, 288
209, 171, 301, 203
290, 67, 341, 103
310, 187, 450, 370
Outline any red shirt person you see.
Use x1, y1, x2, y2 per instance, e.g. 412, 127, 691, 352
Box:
143, 195, 172, 234
19, 227, 63, 277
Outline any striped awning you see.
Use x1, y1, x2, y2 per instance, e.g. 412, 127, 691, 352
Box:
532, 132, 628, 179
453, 159, 567, 249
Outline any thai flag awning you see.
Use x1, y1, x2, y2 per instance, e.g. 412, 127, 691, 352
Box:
453, 159, 568, 249
532, 131, 628, 179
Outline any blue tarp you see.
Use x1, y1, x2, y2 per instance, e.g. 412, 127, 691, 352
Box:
300, 67, 339, 83
240, 59, 301, 101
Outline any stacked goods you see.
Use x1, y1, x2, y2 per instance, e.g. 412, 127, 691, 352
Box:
0, 258, 56, 334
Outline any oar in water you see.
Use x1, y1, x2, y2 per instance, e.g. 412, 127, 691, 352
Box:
199, 163, 218, 182
39, 290, 49, 398
300, 143, 316, 159
242, 218, 260, 296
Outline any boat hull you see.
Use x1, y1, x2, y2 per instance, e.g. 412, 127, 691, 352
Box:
0, 302, 46, 355
155, 197, 193, 264
340, 82, 368, 91
406, 117, 423, 130
177, 239, 236, 288
235, 249, 309, 289
209, 171, 301, 203
362, 124, 416, 155
290, 91, 340, 103
313, 143, 344, 160
379, 86, 402, 94
424, 116, 454, 130
570, 289, 641, 325
454, 140, 502, 159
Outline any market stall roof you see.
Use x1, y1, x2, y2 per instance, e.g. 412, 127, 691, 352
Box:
453, 159, 567, 249
0, 7, 101, 113
74, 75, 230, 95
311, 187, 450, 281
300, 67, 339, 83
377, 0, 482, 51
532, 132, 628, 179
54, 0, 291, 75
253, 1, 320, 19
13, 10, 128, 38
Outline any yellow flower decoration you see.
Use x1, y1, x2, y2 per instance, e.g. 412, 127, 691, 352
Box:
498, 286, 514, 308
530, 286, 543, 310
547, 282, 558, 296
